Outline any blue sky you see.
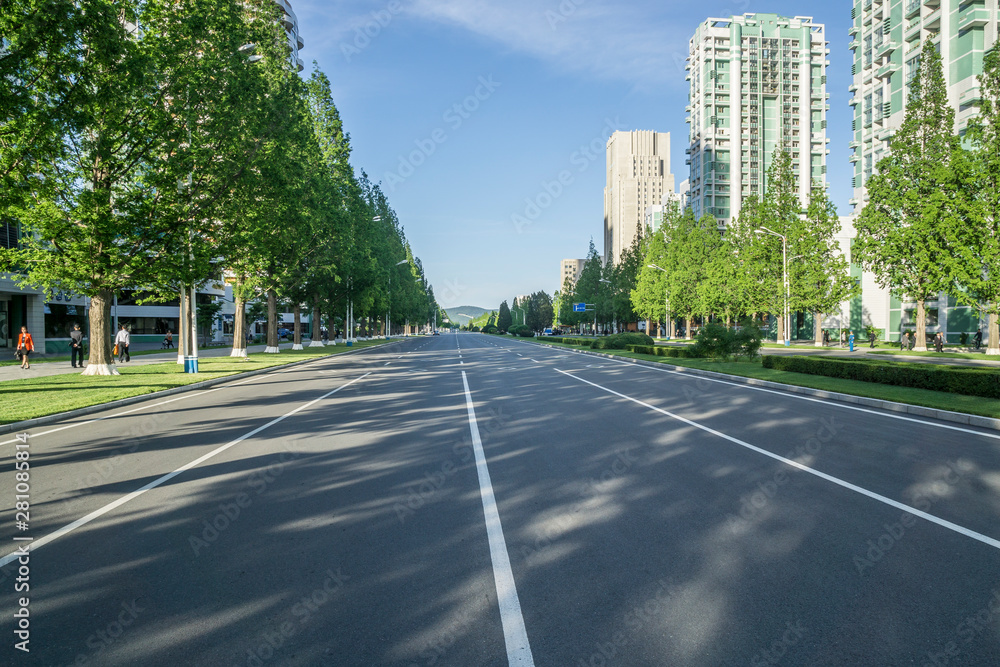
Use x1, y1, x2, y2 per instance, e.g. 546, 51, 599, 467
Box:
293, 0, 853, 310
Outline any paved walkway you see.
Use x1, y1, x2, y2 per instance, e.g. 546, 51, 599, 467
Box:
0, 341, 341, 382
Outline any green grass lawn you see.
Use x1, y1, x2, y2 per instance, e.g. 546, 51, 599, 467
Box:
0, 343, 244, 367
530, 340, 1000, 419
0, 341, 389, 425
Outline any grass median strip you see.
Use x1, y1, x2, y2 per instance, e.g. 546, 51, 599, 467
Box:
0, 342, 388, 425
530, 340, 1000, 420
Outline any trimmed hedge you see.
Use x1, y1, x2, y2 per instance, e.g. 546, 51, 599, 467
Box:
591, 332, 655, 350
762, 355, 1000, 398
543, 336, 594, 346
626, 345, 694, 358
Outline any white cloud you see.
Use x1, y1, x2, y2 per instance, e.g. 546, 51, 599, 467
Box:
406, 0, 693, 88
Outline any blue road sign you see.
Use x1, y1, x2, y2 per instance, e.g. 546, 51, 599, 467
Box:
573, 303, 586, 312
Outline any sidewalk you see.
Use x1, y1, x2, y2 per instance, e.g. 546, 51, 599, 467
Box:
0, 341, 323, 382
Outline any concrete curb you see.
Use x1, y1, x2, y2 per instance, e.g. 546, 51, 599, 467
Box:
529, 341, 1000, 432
0, 341, 402, 437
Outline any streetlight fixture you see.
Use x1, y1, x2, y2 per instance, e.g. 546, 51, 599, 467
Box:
647, 264, 670, 340
755, 226, 790, 346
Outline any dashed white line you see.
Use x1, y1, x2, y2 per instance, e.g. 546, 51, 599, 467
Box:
0, 373, 372, 566
556, 369, 1000, 552
461, 371, 535, 665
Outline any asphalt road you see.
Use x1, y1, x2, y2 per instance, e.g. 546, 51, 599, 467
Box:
1, 333, 999, 666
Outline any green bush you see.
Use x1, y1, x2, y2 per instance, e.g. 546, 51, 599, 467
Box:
960, 332, 970, 345
687, 321, 762, 360
483, 325, 499, 335
517, 328, 535, 338
761, 355, 1000, 398
544, 336, 592, 346
626, 345, 693, 358
590, 332, 654, 350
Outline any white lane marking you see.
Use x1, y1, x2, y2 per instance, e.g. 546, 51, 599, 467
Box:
461, 371, 535, 665
0, 373, 372, 567
384, 362, 391, 366
530, 359, 540, 364
0, 349, 376, 447
572, 350, 1000, 442
556, 369, 1000, 552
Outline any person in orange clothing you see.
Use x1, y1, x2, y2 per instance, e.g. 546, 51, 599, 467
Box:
17, 325, 34, 369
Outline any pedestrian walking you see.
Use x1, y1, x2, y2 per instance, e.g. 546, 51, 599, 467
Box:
935, 332, 944, 353
849, 331, 855, 352
974, 329, 983, 350
868, 330, 877, 349
822, 330, 830, 346
16, 325, 34, 369
840, 330, 846, 348
164, 330, 174, 349
907, 332, 915, 351
70, 323, 84, 368
899, 333, 906, 351
114, 324, 131, 363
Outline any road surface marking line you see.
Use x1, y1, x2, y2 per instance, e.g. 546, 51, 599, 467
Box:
556, 369, 1000, 552
0, 348, 381, 447
0, 373, 372, 567
461, 371, 535, 665
530, 359, 540, 364
542, 345, 1000, 442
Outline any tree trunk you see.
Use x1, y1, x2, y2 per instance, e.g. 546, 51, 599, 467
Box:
328, 312, 338, 345
82, 289, 119, 375
814, 312, 824, 347
292, 304, 303, 350
988, 311, 999, 356
685, 317, 692, 340
230, 278, 247, 358
310, 296, 325, 346
775, 311, 784, 345
914, 298, 927, 352
265, 289, 280, 353
177, 287, 186, 364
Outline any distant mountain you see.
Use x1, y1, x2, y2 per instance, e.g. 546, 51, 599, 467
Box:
444, 306, 490, 326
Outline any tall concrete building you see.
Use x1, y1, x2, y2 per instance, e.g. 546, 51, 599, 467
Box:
275, 0, 305, 72
686, 14, 830, 227
849, 0, 998, 211
559, 259, 587, 292
843, 0, 999, 344
603, 130, 674, 265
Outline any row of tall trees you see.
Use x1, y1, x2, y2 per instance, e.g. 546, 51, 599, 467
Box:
0, 0, 438, 374
555, 153, 854, 340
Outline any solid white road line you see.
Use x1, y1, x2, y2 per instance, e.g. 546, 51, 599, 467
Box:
0, 373, 372, 567
556, 369, 1000, 552
529, 340, 1000, 442
461, 371, 535, 666
0, 349, 379, 448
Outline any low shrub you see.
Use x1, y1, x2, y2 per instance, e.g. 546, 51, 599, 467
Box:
482, 325, 499, 335
626, 345, 693, 358
590, 332, 654, 350
688, 321, 763, 360
517, 328, 535, 338
761, 355, 1000, 398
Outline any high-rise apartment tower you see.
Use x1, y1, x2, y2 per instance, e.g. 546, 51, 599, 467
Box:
686, 13, 830, 227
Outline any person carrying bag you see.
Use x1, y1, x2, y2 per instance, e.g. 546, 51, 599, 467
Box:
16, 326, 34, 370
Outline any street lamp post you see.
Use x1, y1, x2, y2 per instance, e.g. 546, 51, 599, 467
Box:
647, 264, 670, 340
755, 226, 790, 346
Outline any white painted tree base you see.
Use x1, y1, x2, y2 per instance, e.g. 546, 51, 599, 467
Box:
292, 344, 304, 350
308, 341, 324, 347
328, 340, 337, 345
230, 349, 248, 358
82, 364, 120, 376
264, 346, 281, 354
987, 348, 1000, 356
177, 354, 184, 365
914, 346, 928, 352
